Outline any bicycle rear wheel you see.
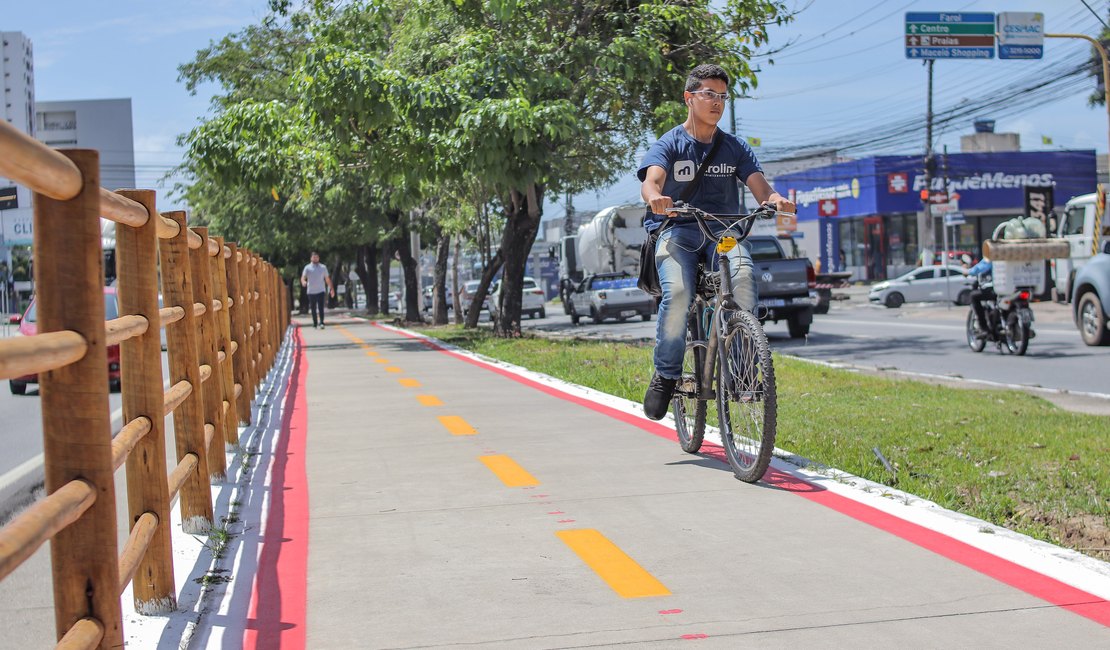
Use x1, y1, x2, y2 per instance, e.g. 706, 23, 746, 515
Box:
673, 311, 707, 453
716, 310, 777, 482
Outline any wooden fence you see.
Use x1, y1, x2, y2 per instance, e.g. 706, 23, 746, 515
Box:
0, 120, 289, 648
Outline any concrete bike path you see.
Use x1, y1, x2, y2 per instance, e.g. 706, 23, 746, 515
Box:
243, 317, 1109, 649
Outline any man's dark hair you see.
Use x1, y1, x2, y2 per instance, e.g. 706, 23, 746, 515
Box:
685, 64, 730, 92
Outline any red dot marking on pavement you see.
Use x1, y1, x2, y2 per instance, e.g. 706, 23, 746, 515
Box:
680, 634, 708, 640
547, 511, 565, 515
659, 609, 683, 615
530, 494, 550, 498
557, 519, 576, 523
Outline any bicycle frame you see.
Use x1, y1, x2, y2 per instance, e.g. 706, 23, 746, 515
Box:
664, 203, 776, 399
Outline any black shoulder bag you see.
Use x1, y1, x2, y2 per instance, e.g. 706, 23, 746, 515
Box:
637, 130, 726, 297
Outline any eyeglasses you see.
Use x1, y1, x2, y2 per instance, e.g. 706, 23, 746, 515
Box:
688, 89, 728, 102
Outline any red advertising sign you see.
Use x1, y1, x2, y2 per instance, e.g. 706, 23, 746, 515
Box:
887, 173, 908, 193
818, 198, 839, 217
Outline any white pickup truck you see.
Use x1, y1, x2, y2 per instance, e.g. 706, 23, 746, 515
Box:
567, 272, 655, 325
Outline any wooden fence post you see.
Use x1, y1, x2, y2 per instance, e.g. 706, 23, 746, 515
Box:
240, 250, 258, 401
226, 244, 251, 426
188, 227, 228, 481
115, 189, 176, 613
35, 150, 124, 647
158, 211, 214, 532
211, 237, 240, 447
248, 253, 263, 386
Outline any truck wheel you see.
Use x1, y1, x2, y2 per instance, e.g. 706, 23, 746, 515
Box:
1077, 291, 1109, 346
787, 315, 809, 338
641, 313, 651, 322
569, 304, 580, 325
814, 289, 831, 315
9, 380, 27, 395
885, 292, 905, 308
956, 289, 971, 306
590, 306, 603, 324
539, 306, 546, 319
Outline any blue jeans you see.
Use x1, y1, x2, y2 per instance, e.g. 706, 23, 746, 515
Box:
308, 291, 326, 326
653, 223, 756, 379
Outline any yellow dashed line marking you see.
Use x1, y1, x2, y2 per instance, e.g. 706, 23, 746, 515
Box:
364, 349, 379, 356
438, 415, 476, 436
398, 378, 422, 388
556, 529, 671, 598
478, 455, 539, 487
335, 325, 362, 344
374, 358, 389, 364
417, 395, 443, 406
385, 366, 402, 373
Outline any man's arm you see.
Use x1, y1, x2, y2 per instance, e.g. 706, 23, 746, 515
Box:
746, 172, 795, 213
300, 268, 308, 287
641, 166, 673, 215
325, 272, 335, 297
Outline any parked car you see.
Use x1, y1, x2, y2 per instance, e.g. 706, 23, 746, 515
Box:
490, 276, 546, 320
1071, 240, 1110, 346
458, 280, 491, 315
869, 265, 973, 308
423, 285, 454, 311
9, 287, 122, 394
568, 272, 653, 325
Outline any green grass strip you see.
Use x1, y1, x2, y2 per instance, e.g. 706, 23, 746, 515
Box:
418, 325, 1109, 559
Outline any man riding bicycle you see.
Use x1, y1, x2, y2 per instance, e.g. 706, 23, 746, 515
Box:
638, 64, 795, 421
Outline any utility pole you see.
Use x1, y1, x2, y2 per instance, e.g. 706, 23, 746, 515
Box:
564, 191, 575, 236
918, 59, 936, 262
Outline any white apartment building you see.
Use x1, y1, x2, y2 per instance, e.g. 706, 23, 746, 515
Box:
1, 31, 34, 252
37, 98, 136, 192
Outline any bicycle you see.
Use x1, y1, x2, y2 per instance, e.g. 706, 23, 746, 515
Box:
664, 202, 782, 483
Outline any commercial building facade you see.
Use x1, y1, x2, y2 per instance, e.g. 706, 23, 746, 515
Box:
774, 150, 1097, 280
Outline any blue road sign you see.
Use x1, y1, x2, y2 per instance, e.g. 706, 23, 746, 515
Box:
905, 12, 995, 59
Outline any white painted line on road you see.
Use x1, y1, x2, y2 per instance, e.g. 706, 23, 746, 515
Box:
377, 322, 1110, 603
825, 317, 1078, 337
787, 355, 1110, 403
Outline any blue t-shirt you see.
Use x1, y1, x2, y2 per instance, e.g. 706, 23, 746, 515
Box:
636, 125, 763, 232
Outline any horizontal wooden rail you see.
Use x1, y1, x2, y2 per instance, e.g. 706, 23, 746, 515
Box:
186, 229, 203, 250
199, 364, 212, 384
160, 306, 185, 327
0, 479, 96, 582
105, 314, 149, 346
207, 238, 220, 257
204, 423, 216, 450
0, 330, 88, 381
0, 119, 82, 200
99, 188, 147, 229
230, 341, 239, 356
163, 380, 192, 417
55, 617, 104, 650
117, 512, 158, 595
213, 299, 223, 313
234, 383, 243, 399
167, 454, 199, 501
156, 214, 180, 240
217, 350, 226, 365
193, 302, 207, 318
112, 417, 153, 472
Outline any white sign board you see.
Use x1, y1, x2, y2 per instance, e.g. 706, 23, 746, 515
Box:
0, 206, 34, 246
993, 259, 1045, 294
997, 12, 1044, 59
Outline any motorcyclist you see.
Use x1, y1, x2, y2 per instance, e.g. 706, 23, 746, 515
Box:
967, 257, 995, 335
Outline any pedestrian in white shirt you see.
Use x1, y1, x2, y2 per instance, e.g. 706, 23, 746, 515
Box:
301, 252, 334, 329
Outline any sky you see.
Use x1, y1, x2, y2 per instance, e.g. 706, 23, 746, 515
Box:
4, 0, 1107, 218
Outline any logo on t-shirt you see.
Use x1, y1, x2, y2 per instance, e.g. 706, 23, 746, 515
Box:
674, 160, 695, 182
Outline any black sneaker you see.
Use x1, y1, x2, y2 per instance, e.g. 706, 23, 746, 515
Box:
643, 373, 677, 420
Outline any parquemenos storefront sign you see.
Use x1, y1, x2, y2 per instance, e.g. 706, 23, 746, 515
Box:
777, 150, 1097, 220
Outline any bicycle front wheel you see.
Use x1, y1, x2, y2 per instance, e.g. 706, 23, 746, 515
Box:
716, 310, 777, 483
673, 315, 707, 454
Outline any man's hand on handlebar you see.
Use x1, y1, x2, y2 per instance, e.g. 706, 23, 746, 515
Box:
763, 193, 796, 217
647, 194, 674, 216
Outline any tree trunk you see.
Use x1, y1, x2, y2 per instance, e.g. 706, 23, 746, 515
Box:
452, 235, 463, 324
464, 249, 503, 329
379, 240, 393, 315
493, 183, 544, 337
328, 253, 342, 308
432, 226, 451, 325
395, 222, 421, 323
297, 282, 308, 315
355, 243, 377, 313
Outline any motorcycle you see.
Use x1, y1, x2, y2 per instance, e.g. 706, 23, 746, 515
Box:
965, 280, 1035, 355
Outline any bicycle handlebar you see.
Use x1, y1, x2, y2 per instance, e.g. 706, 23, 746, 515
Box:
663, 202, 791, 242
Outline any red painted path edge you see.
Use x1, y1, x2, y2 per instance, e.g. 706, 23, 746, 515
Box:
378, 323, 1110, 628
245, 327, 310, 650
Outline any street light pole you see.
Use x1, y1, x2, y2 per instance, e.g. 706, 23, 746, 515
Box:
1046, 32, 1109, 253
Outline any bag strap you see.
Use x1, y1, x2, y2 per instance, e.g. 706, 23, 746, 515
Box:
677, 129, 725, 203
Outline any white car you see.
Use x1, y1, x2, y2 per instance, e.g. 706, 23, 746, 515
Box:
869, 265, 973, 308
490, 276, 546, 320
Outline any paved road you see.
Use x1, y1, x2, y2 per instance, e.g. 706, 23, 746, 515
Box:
521, 292, 1110, 399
